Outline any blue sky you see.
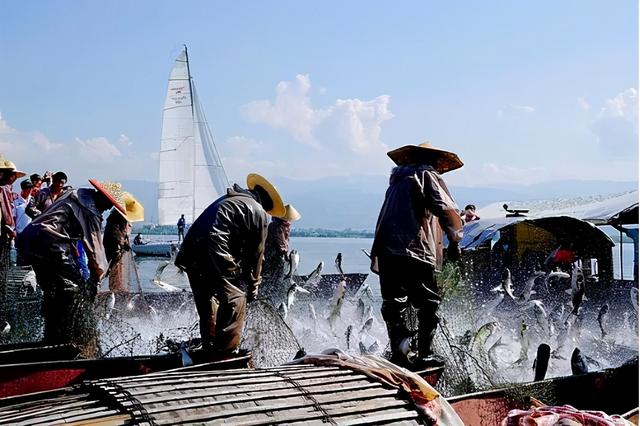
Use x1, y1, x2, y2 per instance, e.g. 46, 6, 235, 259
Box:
0, 1, 637, 189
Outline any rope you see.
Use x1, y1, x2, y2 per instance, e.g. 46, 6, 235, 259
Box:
90, 380, 157, 425
271, 370, 337, 425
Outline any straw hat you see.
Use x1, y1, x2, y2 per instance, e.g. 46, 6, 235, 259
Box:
387, 142, 463, 174
246, 173, 286, 218
281, 204, 301, 222
88, 179, 126, 217
122, 192, 144, 222
0, 160, 26, 178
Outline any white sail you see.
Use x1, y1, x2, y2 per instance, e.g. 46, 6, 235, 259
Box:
157, 47, 228, 225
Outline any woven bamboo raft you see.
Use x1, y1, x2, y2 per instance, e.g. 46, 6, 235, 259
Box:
0, 364, 430, 425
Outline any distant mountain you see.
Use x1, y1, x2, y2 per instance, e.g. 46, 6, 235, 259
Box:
122, 177, 637, 230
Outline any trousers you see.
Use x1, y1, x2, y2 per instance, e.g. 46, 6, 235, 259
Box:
187, 269, 247, 353
378, 255, 441, 358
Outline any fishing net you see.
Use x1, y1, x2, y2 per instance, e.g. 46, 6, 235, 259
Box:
241, 299, 301, 367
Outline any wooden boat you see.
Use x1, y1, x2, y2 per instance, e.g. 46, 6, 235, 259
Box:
0, 351, 252, 399
0, 363, 438, 425
448, 358, 639, 426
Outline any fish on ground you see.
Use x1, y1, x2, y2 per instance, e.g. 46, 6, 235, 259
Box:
597, 304, 609, 339
283, 249, 299, 280
326, 279, 347, 328
286, 282, 310, 309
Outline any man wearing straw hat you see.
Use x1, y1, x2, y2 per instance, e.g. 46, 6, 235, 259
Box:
370, 142, 464, 370
17, 179, 128, 357
175, 173, 286, 357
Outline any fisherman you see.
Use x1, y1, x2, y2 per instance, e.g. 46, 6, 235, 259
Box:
35, 171, 68, 212
175, 173, 287, 357
103, 193, 144, 293
261, 204, 301, 305
133, 233, 144, 245
0, 160, 24, 277
370, 142, 464, 370
13, 179, 34, 235
17, 180, 127, 358
177, 214, 186, 243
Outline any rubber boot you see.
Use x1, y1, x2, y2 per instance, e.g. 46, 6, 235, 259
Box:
412, 311, 445, 370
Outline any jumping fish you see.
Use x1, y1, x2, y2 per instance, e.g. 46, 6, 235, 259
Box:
284, 249, 299, 279
152, 279, 181, 292
361, 317, 374, 333
326, 279, 346, 328
470, 321, 498, 351
518, 271, 545, 303
105, 292, 116, 320
345, 325, 353, 349
359, 332, 379, 355
126, 294, 140, 311
335, 252, 344, 277
631, 288, 638, 314
544, 270, 570, 293
551, 323, 570, 360
490, 268, 516, 300
355, 281, 374, 299
356, 299, 365, 324
597, 304, 609, 339
528, 300, 553, 336
533, 343, 551, 381
286, 282, 310, 309
488, 336, 507, 368
278, 302, 288, 320
22, 270, 38, 294
305, 262, 324, 287
1, 321, 10, 335
567, 265, 586, 316
571, 347, 588, 375
514, 321, 530, 365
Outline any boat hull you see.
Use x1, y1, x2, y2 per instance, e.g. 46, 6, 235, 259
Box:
131, 242, 178, 257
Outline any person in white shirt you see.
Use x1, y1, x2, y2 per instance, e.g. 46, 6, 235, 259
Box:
14, 179, 34, 234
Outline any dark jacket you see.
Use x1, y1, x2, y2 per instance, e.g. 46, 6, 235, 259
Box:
175, 184, 268, 287
370, 165, 463, 273
17, 188, 108, 281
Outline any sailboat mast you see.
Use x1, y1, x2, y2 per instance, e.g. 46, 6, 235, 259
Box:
184, 45, 197, 222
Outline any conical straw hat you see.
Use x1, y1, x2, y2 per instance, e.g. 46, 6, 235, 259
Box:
246, 173, 286, 218
387, 142, 463, 173
88, 179, 126, 217
281, 204, 301, 222
123, 192, 144, 222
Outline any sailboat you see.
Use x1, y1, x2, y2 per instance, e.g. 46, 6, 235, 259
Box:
133, 46, 229, 257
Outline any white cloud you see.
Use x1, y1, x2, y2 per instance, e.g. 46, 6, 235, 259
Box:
590, 88, 638, 156
240, 74, 393, 155
76, 137, 122, 162
118, 134, 132, 146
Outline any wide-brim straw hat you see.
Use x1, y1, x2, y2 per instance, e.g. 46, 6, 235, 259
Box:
246, 173, 286, 218
0, 160, 26, 178
282, 204, 301, 222
88, 179, 127, 217
387, 142, 463, 174
123, 192, 144, 222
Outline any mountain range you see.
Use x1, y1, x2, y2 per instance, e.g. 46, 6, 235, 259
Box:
122, 177, 638, 230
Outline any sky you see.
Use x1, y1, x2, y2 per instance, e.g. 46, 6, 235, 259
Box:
0, 1, 638, 190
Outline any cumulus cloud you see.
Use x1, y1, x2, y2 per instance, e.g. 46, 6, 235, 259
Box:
240, 74, 393, 155
118, 134, 132, 146
76, 137, 122, 162
590, 88, 638, 156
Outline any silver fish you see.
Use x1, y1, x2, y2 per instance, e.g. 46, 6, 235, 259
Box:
308, 303, 318, 332
1, 321, 10, 335
471, 321, 498, 351
284, 249, 299, 279
567, 265, 585, 316
22, 270, 38, 294
305, 262, 324, 287
126, 294, 140, 311
518, 271, 545, 303
359, 332, 379, 355
154, 260, 170, 281
361, 317, 374, 333
491, 268, 515, 300
488, 336, 507, 368
327, 279, 346, 328
345, 324, 353, 349
356, 299, 365, 324
631, 288, 638, 314
514, 321, 530, 364
287, 282, 310, 309
571, 347, 588, 375
152, 279, 181, 292
597, 304, 609, 339
105, 292, 116, 320
278, 302, 288, 319
528, 300, 553, 336
545, 270, 570, 293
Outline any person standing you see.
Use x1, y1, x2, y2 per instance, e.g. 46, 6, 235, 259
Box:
35, 171, 67, 213
175, 173, 286, 357
17, 179, 127, 358
13, 179, 34, 235
461, 204, 481, 223
177, 214, 186, 243
370, 142, 464, 370
103, 192, 144, 293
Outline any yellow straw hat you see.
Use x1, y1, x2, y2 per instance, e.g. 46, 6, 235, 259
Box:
122, 192, 144, 222
88, 179, 126, 217
0, 160, 26, 178
281, 204, 301, 222
387, 141, 463, 174
246, 173, 286, 218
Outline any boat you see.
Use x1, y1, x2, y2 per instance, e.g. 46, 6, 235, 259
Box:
132, 46, 229, 257
448, 358, 639, 426
131, 240, 178, 257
